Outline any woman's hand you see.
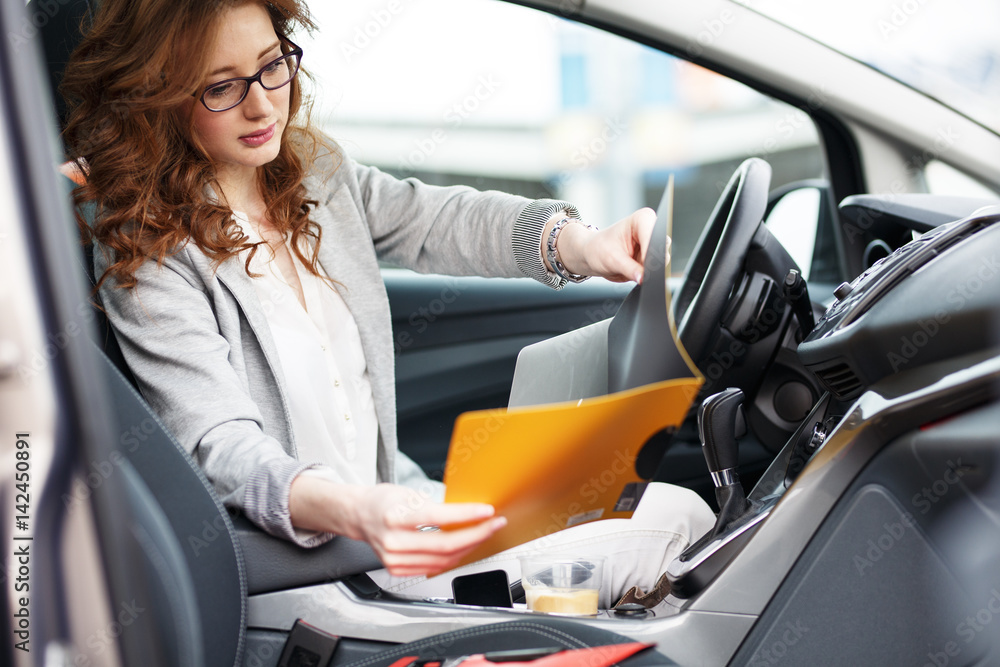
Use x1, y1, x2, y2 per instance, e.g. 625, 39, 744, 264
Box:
290, 477, 506, 577
549, 207, 659, 284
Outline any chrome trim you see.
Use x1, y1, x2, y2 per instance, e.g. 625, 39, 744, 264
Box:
667, 508, 769, 576
710, 468, 739, 487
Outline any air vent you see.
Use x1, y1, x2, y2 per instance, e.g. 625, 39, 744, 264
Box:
814, 361, 863, 399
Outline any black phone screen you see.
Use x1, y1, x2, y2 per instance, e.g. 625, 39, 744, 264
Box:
451, 569, 513, 608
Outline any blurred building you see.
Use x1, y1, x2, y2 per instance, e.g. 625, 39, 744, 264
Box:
300, 0, 826, 270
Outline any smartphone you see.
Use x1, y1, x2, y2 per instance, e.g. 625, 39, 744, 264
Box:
451, 569, 513, 608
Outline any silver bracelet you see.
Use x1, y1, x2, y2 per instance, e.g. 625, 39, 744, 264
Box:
546, 217, 595, 283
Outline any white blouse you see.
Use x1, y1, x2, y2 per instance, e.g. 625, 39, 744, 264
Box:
233, 211, 378, 486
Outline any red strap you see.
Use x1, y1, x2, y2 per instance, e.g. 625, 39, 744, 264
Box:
457, 642, 654, 667
385, 658, 421, 667
382, 642, 654, 667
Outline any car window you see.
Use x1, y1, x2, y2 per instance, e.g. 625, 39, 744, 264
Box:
298, 0, 826, 276
924, 160, 1000, 199
747, 0, 1000, 136
764, 187, 821, 281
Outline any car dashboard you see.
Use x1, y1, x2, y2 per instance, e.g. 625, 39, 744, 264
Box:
801, 196, 1000, 401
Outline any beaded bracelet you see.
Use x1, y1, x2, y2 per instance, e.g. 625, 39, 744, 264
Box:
546, 217, 595, 283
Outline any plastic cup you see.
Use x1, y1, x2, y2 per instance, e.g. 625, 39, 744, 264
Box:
518, 555, 605, 616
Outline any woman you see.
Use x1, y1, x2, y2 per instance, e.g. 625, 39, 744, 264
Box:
62, 0, 713, 605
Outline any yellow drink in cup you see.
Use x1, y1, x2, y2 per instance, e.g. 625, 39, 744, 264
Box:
519, 555, 605, 616
524, 587, 600, 615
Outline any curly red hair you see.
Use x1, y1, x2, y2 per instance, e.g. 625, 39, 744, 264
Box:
61, 0, 336, 289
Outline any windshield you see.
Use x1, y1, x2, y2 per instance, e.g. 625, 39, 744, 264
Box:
744, 0, 1000, 135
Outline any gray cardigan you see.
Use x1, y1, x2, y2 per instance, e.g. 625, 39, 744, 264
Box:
97, 146, 573, 546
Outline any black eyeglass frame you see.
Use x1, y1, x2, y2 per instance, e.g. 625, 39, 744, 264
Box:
197, 37, 303, 112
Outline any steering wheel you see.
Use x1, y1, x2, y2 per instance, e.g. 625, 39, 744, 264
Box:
604, 158, 773, 474
674, 158, 772, 366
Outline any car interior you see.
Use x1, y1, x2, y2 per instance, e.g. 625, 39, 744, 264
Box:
6, 0, 1000, 665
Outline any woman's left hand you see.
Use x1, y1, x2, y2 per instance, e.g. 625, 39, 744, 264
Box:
551, 207, 659, 284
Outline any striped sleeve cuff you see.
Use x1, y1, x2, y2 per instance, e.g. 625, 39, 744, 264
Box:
512, 199, 581, 290
243, 458, 336, 548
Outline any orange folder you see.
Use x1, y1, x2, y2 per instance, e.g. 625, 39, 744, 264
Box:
443, 376, 702, 565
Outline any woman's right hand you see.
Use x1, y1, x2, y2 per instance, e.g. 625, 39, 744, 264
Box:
289, 477, 507, 577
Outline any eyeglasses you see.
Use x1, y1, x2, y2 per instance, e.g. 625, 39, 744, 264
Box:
198, 38, 303, 112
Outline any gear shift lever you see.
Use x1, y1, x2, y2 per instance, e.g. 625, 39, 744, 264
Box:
698, 388, 750, 539
700, 387, 745, 488
669, 389, 773, 592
